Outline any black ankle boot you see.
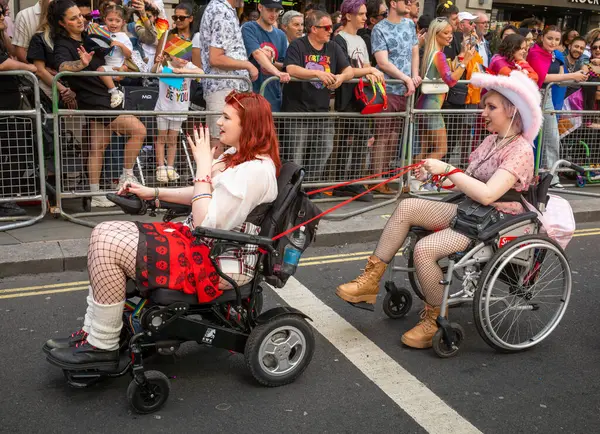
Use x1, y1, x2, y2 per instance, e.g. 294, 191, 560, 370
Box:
43, 329, 88, 354
46, 341, 119, 370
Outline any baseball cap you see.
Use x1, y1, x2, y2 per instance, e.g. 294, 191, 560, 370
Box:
260, 0, 284, 9
457, 12, 477, 22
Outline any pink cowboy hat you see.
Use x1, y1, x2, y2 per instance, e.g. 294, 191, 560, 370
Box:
470, 71, 543, 143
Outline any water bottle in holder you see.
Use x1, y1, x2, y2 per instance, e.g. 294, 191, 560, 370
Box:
281, 226, 307, 278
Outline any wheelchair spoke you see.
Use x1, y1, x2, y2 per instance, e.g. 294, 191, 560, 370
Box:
262, 341, 277, 355
284, 333, 302, 349
276, 357, 292, 373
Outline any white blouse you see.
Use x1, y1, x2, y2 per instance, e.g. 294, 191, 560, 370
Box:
185, 148, 278, 230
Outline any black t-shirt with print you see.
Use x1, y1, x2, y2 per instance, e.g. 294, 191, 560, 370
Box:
54, 34, 112, 110
282, 36, 350, 112
0, 50, 21, 110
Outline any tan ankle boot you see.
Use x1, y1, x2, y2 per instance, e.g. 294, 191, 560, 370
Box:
401, 304, 441, 349
336, 255, 387, 304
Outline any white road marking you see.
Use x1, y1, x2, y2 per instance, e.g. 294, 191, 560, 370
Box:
274, 278, 482, 434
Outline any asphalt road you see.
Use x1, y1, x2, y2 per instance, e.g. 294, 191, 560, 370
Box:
1, 223, 600, 433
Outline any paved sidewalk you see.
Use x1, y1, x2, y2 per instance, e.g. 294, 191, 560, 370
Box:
1, 188, 600, 278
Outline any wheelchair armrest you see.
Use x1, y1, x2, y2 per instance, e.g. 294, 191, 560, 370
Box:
192, 227, 276, 254
441, 192, 465, 204
160, 201, 191, 214
478, 212, 538, 242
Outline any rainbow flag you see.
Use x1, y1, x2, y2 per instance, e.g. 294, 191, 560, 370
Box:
164, 34, 192, 61
87, 22, 111, 39
155, 17, 170, 40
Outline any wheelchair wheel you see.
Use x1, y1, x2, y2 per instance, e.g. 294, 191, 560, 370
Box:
473, 235, 572, 353
245, 314, 315, 387
382, 283, 412, 319
127, 370, 170, 414
432, 323, 465, 358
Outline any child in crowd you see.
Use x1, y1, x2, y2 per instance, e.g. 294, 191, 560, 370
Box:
96, 4, 132, 107
152, 53, 203, 183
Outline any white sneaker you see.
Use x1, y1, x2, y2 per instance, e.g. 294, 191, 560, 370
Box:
109, 89, 124, 108
166, 166, 180, 181
156, 166, 169, 183
91, 195, 116, 208
117, 173, 139, 190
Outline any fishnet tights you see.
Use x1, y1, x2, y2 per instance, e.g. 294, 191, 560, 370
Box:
374, 198, 471, 307
88, 221, 139, 304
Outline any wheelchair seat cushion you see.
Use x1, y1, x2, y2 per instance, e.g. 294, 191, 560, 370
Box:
150, 284, 254, 306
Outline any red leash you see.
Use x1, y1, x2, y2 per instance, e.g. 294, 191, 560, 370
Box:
272, 162, 424, 242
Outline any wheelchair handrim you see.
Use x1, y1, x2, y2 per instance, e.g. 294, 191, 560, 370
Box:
478, 239, 571, 351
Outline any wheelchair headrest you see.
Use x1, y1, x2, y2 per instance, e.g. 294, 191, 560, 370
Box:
246, 161, 304, 228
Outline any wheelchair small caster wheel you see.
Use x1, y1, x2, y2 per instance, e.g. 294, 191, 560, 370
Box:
382, 283, 412, 319
432, 323, 465, 358
245, 314, 315, 387
127, 370, 170, 414
82, 197, 91, 212
576, 176, 586, 188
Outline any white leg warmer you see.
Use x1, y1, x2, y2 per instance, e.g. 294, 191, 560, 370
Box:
87, 299, 124, 351
82, 286, 95, 334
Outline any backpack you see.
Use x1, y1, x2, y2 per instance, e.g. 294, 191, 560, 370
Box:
252, 162, 322, 288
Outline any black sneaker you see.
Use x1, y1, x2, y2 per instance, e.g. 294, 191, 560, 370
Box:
0, 202, 27, 217
46, 341, 119, 370
333, 185, 374, 202
42, 329, 88, 355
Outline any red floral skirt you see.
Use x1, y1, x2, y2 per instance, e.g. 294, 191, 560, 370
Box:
135, 221, 222, 303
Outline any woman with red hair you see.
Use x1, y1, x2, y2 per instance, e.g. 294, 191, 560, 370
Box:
44, 92, 281, 370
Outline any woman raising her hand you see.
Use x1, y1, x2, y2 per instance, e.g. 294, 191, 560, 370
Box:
44, 92, 280, 370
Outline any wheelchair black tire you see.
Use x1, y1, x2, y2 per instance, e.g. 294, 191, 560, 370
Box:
127, 370, 171, 414
473, 235, 571, 353
245, 314, 315, 387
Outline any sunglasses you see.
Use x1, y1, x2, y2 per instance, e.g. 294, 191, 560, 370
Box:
376, 11, 388, 18
592, 45, 600, 50
225, 91, 247, 110
314, 25, 333, 32
0, 9, 5, 16
172, 15, 190, 22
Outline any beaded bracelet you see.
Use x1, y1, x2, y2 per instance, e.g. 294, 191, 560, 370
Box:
193, 175, 212, 185
191, 193, 212, 204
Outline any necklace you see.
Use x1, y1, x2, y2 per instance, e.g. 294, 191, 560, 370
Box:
467, 134, 521, 177
493, 133, 519, 150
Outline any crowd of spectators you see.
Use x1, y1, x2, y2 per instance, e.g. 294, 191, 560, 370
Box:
1, 0, 600, 216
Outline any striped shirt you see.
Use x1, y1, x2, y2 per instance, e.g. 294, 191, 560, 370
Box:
13, 2, 41, 49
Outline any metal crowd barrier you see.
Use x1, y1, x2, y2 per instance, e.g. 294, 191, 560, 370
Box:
541, 82, 600, 196
51, 71, 251, 227
408, 80, 484, 197
0, 71, 47, 231
260, 76, 412, 219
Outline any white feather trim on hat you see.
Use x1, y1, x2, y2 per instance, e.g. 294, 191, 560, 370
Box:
470, 71, 543, 143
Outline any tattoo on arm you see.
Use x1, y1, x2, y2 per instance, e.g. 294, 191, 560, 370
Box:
59, 60, 85, 72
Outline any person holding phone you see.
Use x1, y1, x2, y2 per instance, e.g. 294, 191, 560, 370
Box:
527, 25, 588, 187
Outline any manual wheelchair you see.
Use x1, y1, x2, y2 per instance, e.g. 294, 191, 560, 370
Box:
382, 162, 581, 358
49, 162, 316, 414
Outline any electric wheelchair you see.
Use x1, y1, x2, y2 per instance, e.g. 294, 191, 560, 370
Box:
382, 162, 582, 358
49, 162, 316, 414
